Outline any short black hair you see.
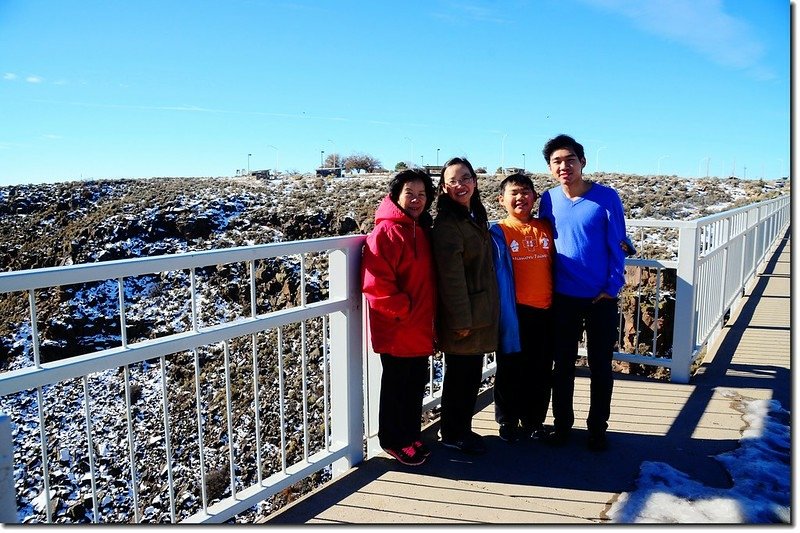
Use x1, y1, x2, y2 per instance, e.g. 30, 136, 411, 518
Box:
542, 134, 585, 163
499, 173, 535, 195
389, 168, 435, 211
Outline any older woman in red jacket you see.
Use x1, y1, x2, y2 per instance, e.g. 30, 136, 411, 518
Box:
361, 168, 437, 466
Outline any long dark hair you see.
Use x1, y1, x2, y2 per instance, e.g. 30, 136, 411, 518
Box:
436, 156, 488, 225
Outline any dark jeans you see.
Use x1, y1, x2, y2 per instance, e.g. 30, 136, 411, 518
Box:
440, 353, 485, 441
551, 294, 619, 435
378, 353, 428, 449
494, 305, 553, 429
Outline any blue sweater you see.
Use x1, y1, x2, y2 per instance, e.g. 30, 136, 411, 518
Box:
539, 182, 627, 298
489, 223, 521, 354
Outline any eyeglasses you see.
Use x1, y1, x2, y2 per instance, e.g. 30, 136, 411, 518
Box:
549, 157, 580, 167
444, 176, 474, 187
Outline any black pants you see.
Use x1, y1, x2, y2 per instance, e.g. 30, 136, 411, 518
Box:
494, 305, 553, 429
378, 354, 428, 449
551, 294, 618, 435
440, 353, 484, 441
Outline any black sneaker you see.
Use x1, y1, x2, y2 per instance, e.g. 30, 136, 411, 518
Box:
441, 431, 487, 455
384, 444, 427, 466
412, 440, 432, 458
528, 425, 549, 441
587, 433, 608, 452
499, 424, 519, 443
544, 429, 570, 447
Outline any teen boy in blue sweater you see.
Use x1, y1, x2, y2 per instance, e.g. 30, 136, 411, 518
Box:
538, 134, 627, 452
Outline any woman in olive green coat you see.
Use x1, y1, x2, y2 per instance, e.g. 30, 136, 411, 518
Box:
431, 157, 499, 455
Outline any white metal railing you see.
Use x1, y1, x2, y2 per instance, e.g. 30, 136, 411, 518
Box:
621, 194, 790, 382
0, 194, 789, 523
0, 235, 366, 524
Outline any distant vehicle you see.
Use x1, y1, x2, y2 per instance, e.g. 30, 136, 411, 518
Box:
251, 169, 272, 179
504, 167, 526, 175
424, 165, 443, 177
316, 167, 344, 178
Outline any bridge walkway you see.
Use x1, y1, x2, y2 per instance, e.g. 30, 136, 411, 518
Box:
263, 231, 791, 524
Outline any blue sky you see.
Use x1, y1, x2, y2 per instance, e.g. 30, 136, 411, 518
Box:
0, 0, 791, 185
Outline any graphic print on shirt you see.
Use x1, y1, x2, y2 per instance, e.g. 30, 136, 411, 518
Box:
540, 235, 550, 249
498, 219, 554, 309
509, 230, 550, 262
523, 235, 536, 251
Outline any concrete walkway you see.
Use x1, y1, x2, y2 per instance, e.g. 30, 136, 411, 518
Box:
265, 231, 790, 524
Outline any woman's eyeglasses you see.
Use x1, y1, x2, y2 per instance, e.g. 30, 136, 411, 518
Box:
444, 176, 474, 187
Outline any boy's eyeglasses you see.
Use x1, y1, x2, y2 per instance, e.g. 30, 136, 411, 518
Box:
549, 157, 579, 167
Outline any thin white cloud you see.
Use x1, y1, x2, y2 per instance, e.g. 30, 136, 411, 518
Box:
578, 0, 772, 78
26, 98, 441, 131
25, 75, 43, 83
0, 141, 24, 150
3, 73, 17, 81
433, 1, 512, 25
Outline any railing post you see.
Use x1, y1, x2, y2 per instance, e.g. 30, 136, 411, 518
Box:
670, 224, 700, 384
0, 414, 16, 524
757, 204, 766, 269
362, 306, 383, 460
328, 245, 366, 476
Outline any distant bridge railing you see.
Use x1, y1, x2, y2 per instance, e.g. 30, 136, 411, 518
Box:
0, 194, 789, 523
619, 194, 789, 382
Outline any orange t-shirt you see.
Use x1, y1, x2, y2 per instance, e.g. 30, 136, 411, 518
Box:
498, 217, 554, 309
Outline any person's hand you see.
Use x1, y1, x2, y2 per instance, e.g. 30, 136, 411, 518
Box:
453, 328, 471, 339
592, 292, 613, 304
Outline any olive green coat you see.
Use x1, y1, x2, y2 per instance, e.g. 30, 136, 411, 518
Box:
431, 195, 499, 355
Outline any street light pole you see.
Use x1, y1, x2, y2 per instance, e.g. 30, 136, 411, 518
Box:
698, 157, 710, 178
522, 153, 526, 172
404, 137, 414, 162
247, 153, 252, 175
320, 150, 325, 168
328, 139, 337, 168
501, 133, 508, 174
420, 155, 424, 167
267, 145, 278, 173
436, 148, 440, 166
595, 147, 606, 173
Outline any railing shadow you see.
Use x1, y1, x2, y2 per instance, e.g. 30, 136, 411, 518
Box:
267, 231, 790, 524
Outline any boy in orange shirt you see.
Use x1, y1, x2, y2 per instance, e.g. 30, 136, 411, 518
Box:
490, 173, 554, 443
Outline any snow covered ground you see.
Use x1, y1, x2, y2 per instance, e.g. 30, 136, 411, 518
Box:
608, 397, 790, 524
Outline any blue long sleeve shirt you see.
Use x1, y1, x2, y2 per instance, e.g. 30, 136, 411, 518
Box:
539, 182, 627, 298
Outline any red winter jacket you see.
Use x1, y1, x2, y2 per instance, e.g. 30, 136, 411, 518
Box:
361, 195, 436, 357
